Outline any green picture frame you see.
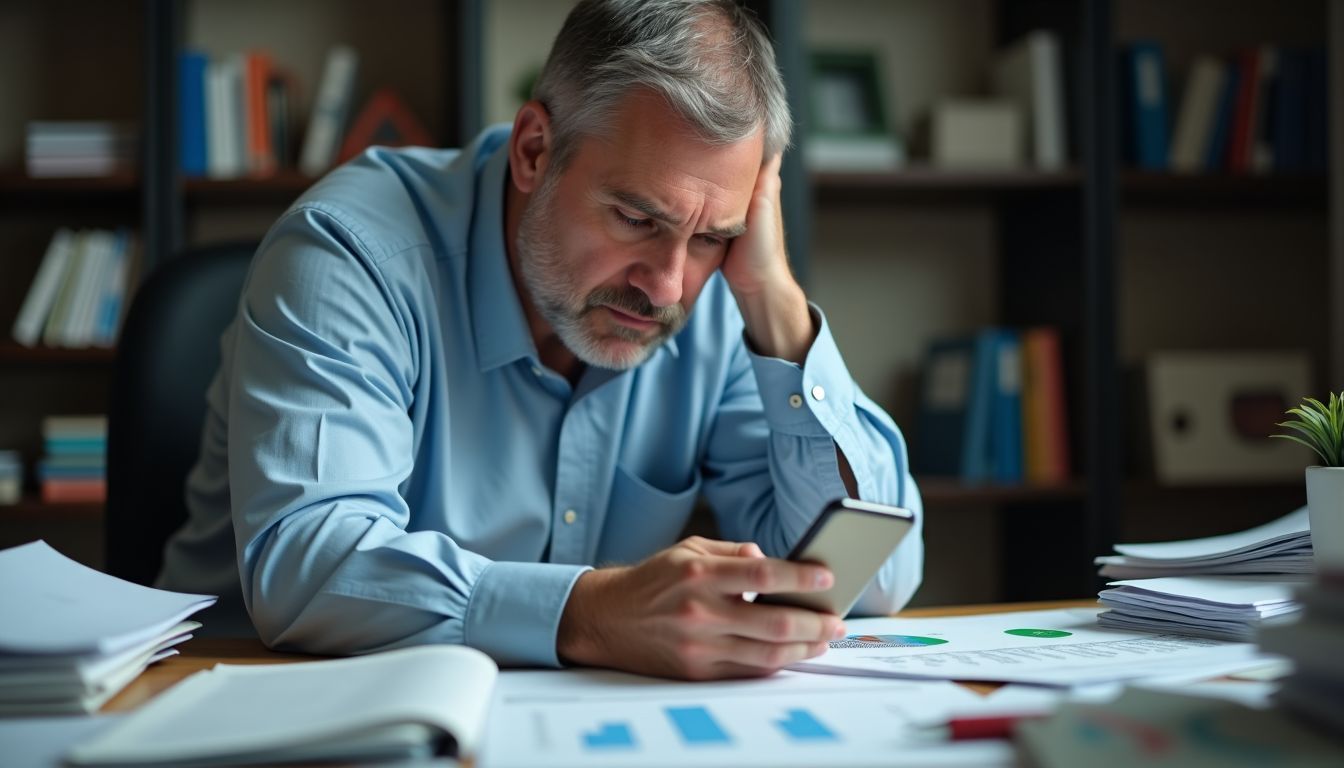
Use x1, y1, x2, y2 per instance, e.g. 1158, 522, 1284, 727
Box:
807, 50, 891, 140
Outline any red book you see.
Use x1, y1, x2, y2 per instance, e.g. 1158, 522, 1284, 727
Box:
41, 478, 106, 503
1226, 48, 1260, 173
245, 52, 276, 176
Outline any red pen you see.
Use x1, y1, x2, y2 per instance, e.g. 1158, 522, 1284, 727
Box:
917, 713, 1048, 741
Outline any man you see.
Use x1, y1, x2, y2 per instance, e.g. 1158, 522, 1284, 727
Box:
159, 0, 923, 681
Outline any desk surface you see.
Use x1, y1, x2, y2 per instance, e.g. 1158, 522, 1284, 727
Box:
104, 599, 1099, 713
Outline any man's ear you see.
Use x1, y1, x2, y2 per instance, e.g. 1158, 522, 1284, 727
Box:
509, 100, 552, 194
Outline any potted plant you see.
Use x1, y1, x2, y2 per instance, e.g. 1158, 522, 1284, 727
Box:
1275, 393, 1344, 572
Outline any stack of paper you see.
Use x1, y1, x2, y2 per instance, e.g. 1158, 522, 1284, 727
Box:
1094, 507, 1312, 579
1258, 576, 1344, 737
1097, 576, 1304, 641
0, 541, 215, 714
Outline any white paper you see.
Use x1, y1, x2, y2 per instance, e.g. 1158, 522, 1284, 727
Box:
0, 541, 216, 655
789, 608, 1275, 687
1104, 576, 1303, 609
67, 645, 497, 765
1111, 507, 1309, 561
0, 715, 124, 768
479, 668, 1011, 768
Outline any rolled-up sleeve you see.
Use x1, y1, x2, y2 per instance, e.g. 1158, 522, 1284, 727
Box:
229, 205, 586, 666
701, 304, 924, 615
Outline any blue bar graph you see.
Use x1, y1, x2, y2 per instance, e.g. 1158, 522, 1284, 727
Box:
582, 722, 636, 750
774, 708, 838, 742
665, 706, 732, 745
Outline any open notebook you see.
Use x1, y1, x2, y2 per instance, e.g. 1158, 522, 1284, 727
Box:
67, 645, 497, 766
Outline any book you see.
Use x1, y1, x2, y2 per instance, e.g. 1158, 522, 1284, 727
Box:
11, 228, 74, 347
990, 329, 1023, 484
1168, 55, 1225, 173
66, 645, 496, 766
299, 45, 359, 177
244, 51, 276, 176
1203, 55, 1241, 171
1249, 46, 1279, 174
960, 330, 999, 484
178, 51, 209, 177
1020, 327, 1070, 485
1123, 40, 1170, 171
1271, 48, 1307, 173
1227, 48, 1262, 173
991, 30, 1066, 169
912, 336, 976, 477
42, 231, 90, 347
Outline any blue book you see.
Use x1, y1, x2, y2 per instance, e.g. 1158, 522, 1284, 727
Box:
1126, 41, 1170, 171
179, 51, 209, 177
1272, 49, 1306, 173
960, 331, 999, 485
1304, 47, 1328, 173
1204, 57, 1241, 171
913, 337, 977, 477
991, 330, 1024, 484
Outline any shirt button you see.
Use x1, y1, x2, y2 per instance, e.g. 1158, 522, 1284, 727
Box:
563, 509, 578, 525
811, 385, 826, 402
531, 365, 543, 377
788, 393, 803, 409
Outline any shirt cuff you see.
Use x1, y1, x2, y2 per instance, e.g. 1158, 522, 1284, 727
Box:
747, 303, 858, 438
464, 561, 591, 667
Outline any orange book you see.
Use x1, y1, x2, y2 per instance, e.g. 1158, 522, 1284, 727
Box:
1021, 327, 1070, 484
245, 51, 276, 176
41, 478, 106, 503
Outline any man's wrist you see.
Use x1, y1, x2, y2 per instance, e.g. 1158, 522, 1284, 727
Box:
556, 567, 619, 666
734, 277, 816, 364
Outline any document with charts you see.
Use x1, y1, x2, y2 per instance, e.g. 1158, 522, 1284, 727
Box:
790, 607, 1274, 686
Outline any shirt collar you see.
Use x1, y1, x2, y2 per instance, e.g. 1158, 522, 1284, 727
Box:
466, 133, 681, 372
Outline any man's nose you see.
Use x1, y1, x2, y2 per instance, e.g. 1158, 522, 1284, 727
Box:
629, 241, 686, 309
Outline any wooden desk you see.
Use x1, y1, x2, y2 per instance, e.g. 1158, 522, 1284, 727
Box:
103, 599, 1099, 712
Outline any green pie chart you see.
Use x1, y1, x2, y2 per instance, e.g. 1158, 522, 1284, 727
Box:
1004, 628, 1072, 638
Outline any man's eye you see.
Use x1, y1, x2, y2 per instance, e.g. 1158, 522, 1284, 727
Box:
614, 208, 652, 230
697, 235, 725, 249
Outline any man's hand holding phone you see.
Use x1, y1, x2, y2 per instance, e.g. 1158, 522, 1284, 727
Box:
556, 535, 846, 681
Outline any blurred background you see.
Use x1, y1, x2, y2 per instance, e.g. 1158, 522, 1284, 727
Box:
0, 0, 1338, 607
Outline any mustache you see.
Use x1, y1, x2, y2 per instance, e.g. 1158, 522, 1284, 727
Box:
584, 286, 685, 326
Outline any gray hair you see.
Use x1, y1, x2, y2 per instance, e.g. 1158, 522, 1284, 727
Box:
533, 0, 792, 170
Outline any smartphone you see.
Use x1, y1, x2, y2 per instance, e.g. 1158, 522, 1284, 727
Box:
754, 498, 916, 616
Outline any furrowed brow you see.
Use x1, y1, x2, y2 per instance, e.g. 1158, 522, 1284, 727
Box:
607, 187, 746, 239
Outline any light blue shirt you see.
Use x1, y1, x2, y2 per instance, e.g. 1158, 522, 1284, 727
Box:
158, 126, 923, 667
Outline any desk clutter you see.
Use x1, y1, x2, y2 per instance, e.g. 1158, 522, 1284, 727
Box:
0, 541, 214, 715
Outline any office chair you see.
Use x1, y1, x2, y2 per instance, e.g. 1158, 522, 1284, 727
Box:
105, 242, 256, 586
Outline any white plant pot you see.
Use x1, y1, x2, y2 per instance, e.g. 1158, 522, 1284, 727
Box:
1306, 466, 1344, 573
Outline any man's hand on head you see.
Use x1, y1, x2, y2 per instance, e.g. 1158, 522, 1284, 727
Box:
556, 536, 845, 680
719, 152, 816, 364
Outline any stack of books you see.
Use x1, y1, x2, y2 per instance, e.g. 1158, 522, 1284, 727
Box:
25, 122, 137, 178
10, 228, 139, 349
913, 326, 1069, 486
0, 541, 215, 715
39, 416, 107, 504
1094, 508, 1312, 641
1259, 573, 1344, 737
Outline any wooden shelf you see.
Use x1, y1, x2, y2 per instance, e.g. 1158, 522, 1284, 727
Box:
1122, 478, 1306, 497
0, 170, 139, 203
917, 477, 1087, 506
813, 166, 1083, 204
184, 170, 318, 203
0, 495, 103, 522
0, 343, 115, 365
1120, 171, 1328, 209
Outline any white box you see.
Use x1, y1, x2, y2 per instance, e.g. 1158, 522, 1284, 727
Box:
931, 99, 1024, 168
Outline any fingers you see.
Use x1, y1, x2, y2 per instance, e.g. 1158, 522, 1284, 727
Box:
694, 553, 834, 596
714, 636, 831, 672
678, 536, 765, 559
723, 600, 845, 643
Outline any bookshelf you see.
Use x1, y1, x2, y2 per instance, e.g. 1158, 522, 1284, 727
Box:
0, 0, 1338, 608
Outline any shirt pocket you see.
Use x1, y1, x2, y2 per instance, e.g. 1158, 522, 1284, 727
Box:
596, 464, 703, 564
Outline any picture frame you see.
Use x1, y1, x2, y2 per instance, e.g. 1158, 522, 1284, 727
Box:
805, 50, 903, 171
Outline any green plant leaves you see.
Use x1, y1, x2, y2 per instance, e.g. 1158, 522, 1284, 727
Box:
1273, 392, 1344, 467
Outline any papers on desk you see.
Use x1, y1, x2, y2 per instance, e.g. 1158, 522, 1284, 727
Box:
479, 668, 1012, 768
67, 645, 496, 766
1094, 507, 1313, 579
0, 541, 215, 714
1097, 576, 1305, 641
789, 608, 1273, 687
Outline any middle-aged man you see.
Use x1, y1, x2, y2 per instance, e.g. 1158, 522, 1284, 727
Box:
158, 0, 924, 680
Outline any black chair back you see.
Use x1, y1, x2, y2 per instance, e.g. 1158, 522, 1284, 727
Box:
105, 242, 256, 585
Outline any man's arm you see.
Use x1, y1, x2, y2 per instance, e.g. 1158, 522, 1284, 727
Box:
228, 207, 588, 665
